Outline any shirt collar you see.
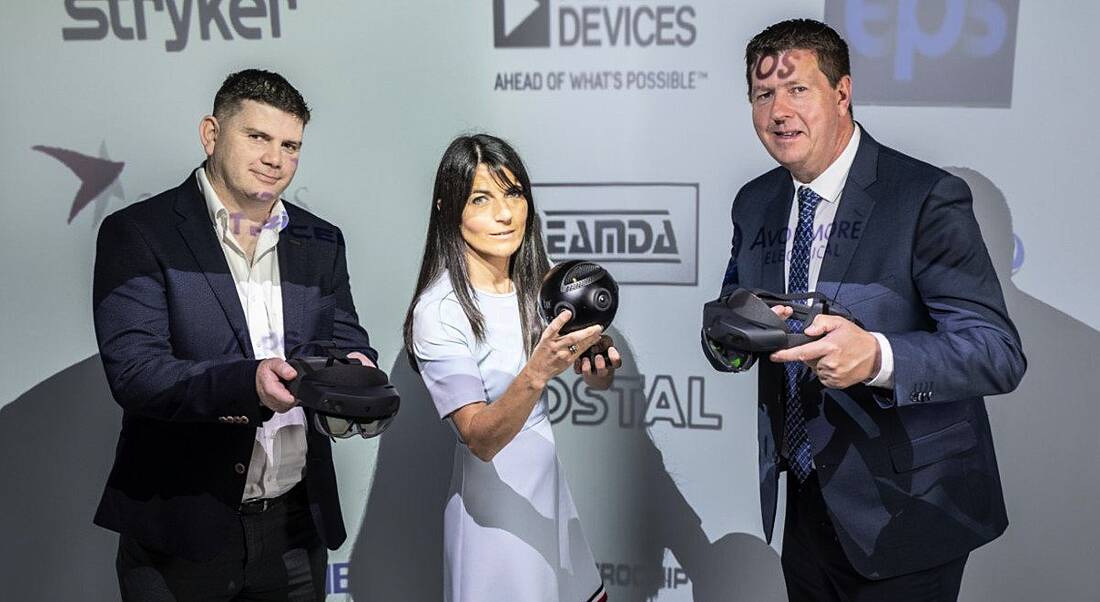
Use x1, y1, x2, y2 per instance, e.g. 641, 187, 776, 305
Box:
792, 123, 861, 204
195, 165, 289, 236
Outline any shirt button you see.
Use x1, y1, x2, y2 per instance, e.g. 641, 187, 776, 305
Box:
234, 463, 246, 475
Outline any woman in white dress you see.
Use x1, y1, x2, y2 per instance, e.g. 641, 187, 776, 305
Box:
403, 134, 621, 601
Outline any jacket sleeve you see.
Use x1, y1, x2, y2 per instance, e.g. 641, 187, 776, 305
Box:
878, 174, 1026, 407
92, 211, 264, 423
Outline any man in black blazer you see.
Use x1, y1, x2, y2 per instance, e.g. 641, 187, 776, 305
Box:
715, 20, 1026, 600
93, 69, 377, 600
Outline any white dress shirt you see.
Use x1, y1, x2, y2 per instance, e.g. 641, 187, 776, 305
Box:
197, 167, 307, 501
783, 125, 895, 388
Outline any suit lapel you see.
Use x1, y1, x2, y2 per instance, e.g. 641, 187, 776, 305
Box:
174, 172, 253, 357
760, 176, 794, 293
278, 207, 308, 358
817, 129, 880, 298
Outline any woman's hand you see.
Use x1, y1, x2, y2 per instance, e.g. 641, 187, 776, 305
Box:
523, 310, 604, 388
574, 335, 622, 390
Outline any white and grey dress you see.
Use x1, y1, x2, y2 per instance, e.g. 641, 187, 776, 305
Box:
411, 274, 607, 602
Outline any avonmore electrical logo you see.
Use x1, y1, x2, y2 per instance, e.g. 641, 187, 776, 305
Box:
535, 183, 699, 286
61, 0, 300, 52
493, 0, 696, 48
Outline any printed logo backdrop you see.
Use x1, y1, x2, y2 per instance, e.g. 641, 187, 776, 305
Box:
1, 2, 1097, 601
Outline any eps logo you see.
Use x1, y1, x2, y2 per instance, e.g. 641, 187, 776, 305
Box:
825, 0, 1019, 107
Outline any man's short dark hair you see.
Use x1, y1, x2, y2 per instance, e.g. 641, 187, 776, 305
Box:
212, 69, 311, 125
745, 19, 852, 111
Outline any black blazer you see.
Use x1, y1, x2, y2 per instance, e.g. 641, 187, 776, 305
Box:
92, 171, 377, 561
722, 130, 1026, 579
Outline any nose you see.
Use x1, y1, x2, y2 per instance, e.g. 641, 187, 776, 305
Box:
770, 91, 793, 123
260, 141, 282, 169
493, 198, 513, 223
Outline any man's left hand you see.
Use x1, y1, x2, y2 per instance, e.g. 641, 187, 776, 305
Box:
769, 315, 880, 389
347, 351, 376, 368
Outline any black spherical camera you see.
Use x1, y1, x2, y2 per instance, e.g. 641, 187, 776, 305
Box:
538, 260, 619, 334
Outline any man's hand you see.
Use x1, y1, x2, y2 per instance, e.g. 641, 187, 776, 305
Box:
256, 358, 299, 413
769, 314, 881, 389
346, 351, 376, 367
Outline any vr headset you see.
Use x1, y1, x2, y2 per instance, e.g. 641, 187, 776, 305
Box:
282, 342, 401, 439
701, 288, 860, 373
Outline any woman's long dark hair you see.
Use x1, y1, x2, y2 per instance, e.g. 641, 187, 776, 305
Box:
403, 134, 551, 367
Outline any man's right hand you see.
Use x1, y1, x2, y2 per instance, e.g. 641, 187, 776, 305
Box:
771, 304, 794, 320
256, 358, 299, 413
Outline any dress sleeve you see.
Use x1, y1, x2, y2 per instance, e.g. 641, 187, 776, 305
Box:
412, 296, 488, 420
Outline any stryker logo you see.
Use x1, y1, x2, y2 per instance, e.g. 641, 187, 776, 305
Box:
493, 0, 697, 48
536, 183, 698, 285
61, 0, 300, 52
33, 143, 125, 223
548, 373, 721, 430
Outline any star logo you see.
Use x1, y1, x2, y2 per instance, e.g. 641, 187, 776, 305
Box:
33, 142, 125, 224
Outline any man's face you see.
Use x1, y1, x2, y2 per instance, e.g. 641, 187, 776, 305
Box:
202, 99, 303, 207
749, 49, 852, 182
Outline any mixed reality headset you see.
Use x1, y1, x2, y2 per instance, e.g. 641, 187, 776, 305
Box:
282, 341, 401, 440
701, 288, 861, 373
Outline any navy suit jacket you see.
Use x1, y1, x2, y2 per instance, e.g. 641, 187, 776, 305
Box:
723, 130, 1025, 579
92, 171, 377, 561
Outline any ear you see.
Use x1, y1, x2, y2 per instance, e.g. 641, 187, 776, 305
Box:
199, 115, 218, 157
835, 74, 852, 115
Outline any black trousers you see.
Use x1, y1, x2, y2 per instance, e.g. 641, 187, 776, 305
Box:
116, 485, 327, 601
781, 472, 968, 602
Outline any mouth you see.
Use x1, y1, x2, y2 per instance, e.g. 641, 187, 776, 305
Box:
489, 229, 516, 238
252, 170, 279, 185
771, 130, 803, 141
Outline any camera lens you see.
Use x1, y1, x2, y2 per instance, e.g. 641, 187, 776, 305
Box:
593, 289, 611, 311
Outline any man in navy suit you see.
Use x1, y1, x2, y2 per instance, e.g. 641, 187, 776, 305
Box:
717, 20, 1026, 600
93, 69, 377, 600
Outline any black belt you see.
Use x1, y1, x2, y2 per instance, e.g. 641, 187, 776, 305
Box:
238, 482, 305, 515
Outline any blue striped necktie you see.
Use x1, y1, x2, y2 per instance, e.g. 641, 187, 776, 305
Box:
783, 185, 823, 482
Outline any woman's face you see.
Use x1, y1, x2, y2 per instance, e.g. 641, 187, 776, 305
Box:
460, 164, 528, 265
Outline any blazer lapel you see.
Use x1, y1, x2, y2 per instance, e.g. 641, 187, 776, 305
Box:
817, 129, 880, 298
760, 176, 794, 293
174, 172, 254, 357
278, 207, 308, 358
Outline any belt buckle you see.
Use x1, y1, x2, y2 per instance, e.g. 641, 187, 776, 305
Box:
239, 498, 270, 515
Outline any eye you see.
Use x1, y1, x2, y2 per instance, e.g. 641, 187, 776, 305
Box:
469, 195, 489, 206
755, 91, 772, 102
792, 86, 808, 94
282, 143, 299, 153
